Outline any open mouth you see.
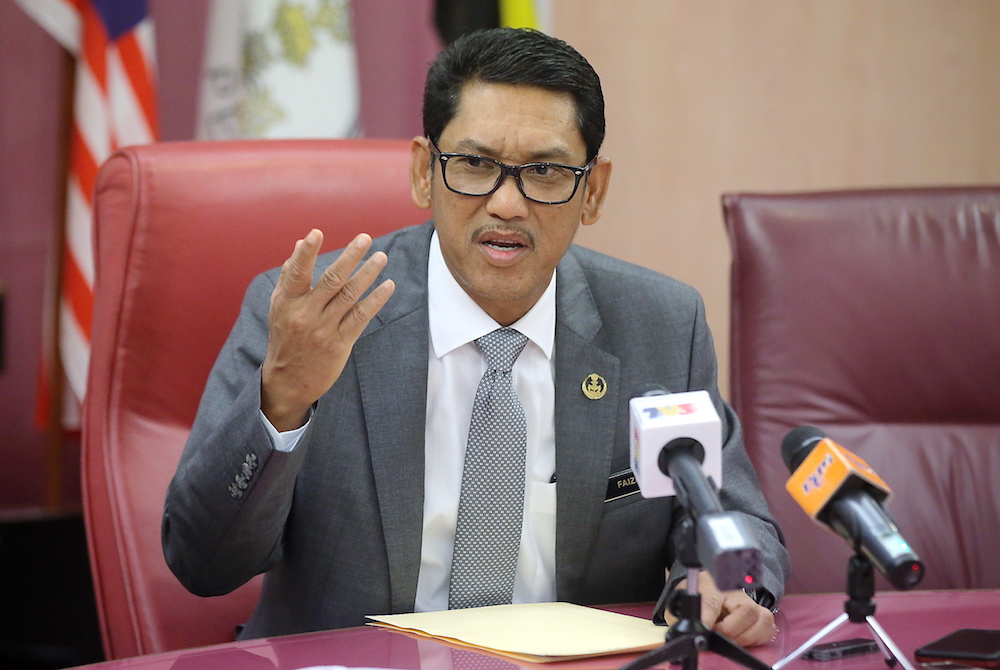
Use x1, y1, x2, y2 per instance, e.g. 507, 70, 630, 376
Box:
473, 228, 533, 265
477, 227, 532, 248
483, 239, 525, 250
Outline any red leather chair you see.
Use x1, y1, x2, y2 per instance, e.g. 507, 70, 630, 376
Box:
724, 187, 1000, 595
83, 139, 428, 659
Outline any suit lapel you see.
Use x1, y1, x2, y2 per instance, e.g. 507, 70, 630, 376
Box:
552, 249, 622, 596
354, 224, 433, 613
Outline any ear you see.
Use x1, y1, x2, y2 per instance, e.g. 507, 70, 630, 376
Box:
410, 136, 433, 210
580, 156, 612, 227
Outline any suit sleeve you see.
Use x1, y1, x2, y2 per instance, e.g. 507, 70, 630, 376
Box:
665, 294, 791, 603
162, 271, 313, 597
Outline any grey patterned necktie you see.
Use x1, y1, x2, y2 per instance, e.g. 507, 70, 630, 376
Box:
448, 327, 529, 609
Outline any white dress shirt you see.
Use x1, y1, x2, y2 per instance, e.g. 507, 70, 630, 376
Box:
264, 232, 558, 611
415, 231, 557, 611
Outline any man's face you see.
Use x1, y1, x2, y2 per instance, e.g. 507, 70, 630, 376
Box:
410, 81, 611, 326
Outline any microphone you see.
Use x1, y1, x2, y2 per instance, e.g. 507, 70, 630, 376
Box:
782, 425, 924, 590
630, 389, 762, 590
630, 388, 722, 498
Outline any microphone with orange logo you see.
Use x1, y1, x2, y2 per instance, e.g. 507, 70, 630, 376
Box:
782, 425, 924, 590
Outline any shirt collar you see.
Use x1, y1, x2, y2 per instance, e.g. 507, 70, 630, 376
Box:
428, 230, 555, 359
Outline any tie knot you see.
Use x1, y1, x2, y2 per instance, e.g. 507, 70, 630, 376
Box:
475, 328, 528, 372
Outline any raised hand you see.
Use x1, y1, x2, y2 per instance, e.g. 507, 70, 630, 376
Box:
261, 230, 395, 431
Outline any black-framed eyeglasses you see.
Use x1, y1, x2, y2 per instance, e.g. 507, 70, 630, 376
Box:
430, 141, 595, 205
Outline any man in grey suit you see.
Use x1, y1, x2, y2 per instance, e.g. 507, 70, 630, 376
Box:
163, 28, 789, 647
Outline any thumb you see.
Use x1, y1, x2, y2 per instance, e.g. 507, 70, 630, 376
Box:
700, 590, 725, 628
694, 571, 726, 628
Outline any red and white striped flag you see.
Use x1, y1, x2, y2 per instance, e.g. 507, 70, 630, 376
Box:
15, 0, 159, 428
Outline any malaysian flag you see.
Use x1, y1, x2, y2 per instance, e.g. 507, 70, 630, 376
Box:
15, 0, 159, 428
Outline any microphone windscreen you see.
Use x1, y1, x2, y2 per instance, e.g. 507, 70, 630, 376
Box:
781, 425, 827, 472
629, 390, 721, 498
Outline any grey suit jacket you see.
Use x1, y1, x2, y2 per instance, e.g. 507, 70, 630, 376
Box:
163, 222, 789, 638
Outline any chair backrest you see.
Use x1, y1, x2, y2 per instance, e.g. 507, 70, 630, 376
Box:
723, 187, 1000, 595
83, 139, 428, 659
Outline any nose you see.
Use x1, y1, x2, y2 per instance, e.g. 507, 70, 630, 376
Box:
485, 173, 530, 220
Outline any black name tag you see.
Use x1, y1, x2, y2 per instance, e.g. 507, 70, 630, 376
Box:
605, 469, 640, 502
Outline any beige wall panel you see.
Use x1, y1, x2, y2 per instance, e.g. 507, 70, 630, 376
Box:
551, 0, 1000, 398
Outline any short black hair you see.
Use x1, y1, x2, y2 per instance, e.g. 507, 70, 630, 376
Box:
423, 28, 605, 162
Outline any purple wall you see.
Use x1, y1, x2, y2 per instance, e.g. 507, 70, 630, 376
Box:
0, 0, 441, 510
354, 0, 443, 139
0, 2, 72, 508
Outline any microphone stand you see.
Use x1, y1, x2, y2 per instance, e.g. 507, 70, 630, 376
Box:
772, 554, 915, 670
617, 516, 772, 670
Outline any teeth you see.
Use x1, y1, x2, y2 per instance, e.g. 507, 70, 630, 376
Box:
485, 240, 520, 249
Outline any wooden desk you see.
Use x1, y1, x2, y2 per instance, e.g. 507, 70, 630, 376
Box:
71, 591, 1000, 670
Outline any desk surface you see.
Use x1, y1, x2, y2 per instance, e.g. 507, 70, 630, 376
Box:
74, 591, 1000, 670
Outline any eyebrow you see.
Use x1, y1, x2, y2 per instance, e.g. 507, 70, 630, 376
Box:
451, 139, 577, 164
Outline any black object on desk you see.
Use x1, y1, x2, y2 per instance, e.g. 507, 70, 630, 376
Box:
916, 630, 1000, 668
803, 638, 880, 661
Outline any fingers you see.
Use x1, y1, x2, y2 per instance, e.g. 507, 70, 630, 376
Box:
695, 572, 725, 629
700, 569, 777, 647
313, 233, 375, 304
667, 572, 777, 647
275, 231, 390, 319
711, 591, 777, 647
275, 229, 324, 299
699, 588, 724, 629
342, 275, 396, 337
261, 230, 393, 431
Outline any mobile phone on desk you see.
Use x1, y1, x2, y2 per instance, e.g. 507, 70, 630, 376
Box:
915, 630, 1000, 669
802, 638, 880, 661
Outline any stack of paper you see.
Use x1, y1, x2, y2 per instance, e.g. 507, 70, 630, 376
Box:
367, 602, 665, 663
